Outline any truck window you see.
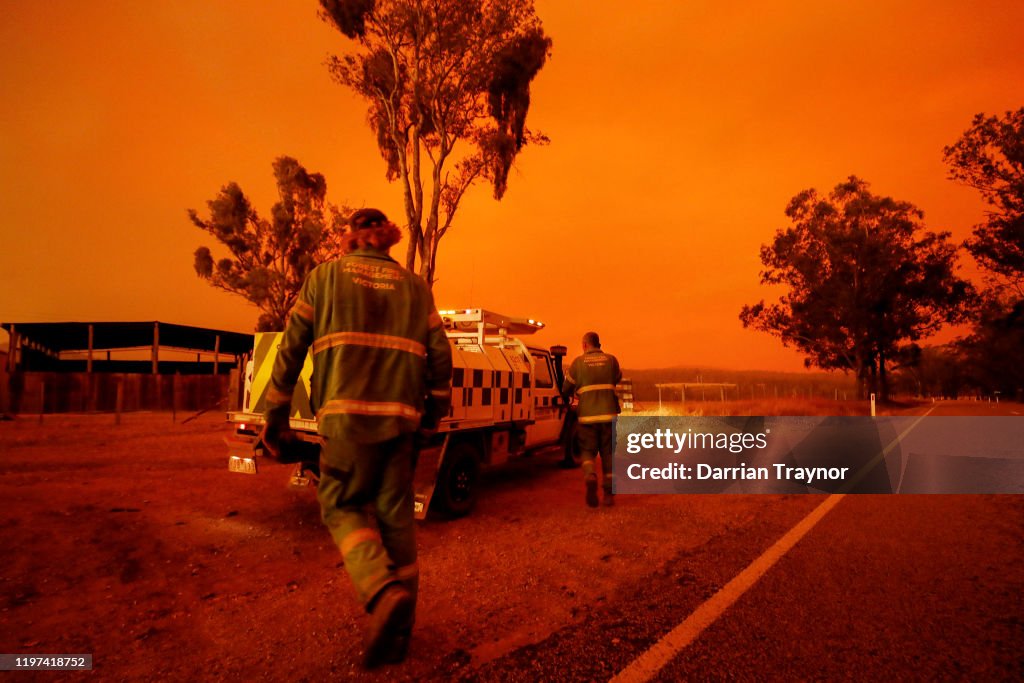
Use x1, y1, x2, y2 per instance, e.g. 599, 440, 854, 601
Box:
531, 352, 553, 388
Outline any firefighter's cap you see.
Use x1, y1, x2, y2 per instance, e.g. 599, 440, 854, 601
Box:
349, 208, 390, 230
342, 207, 402, 253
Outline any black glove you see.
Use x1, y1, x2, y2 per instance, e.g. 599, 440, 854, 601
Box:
261, 407, 293, 460
420, 396, 443, 434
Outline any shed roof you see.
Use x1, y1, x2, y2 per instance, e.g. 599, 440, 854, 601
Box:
1, 321, 254, 355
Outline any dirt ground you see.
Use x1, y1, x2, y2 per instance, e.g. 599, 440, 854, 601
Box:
1, 407, 1021, 681
0, 412, 769, 680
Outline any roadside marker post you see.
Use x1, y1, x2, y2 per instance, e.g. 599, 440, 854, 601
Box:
115, 380, 124, 426
870, 393, 876, 417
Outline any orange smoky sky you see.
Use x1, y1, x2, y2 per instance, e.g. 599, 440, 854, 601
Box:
1, 1, 1022, 371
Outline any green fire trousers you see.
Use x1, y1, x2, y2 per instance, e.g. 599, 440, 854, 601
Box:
578, 420, 616, 494
317, 433, 419, 619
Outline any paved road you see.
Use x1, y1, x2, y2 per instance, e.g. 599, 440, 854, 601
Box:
466, 495, 1023, 681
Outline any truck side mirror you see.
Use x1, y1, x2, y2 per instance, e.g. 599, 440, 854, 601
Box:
550, 345, 567, 390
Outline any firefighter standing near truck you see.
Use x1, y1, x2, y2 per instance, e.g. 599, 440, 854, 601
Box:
261, 208, 453, 668
562, 331, 622, 507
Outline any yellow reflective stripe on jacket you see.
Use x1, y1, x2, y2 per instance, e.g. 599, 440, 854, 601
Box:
578, 383, 616, 393
430, 387, 452, 398
311, 331, 426, 358
569, 350, 622, 420
318, 399, 422, 421
270, 249, 453, 443
291, 299, 314, 321
579, 413, 617, 424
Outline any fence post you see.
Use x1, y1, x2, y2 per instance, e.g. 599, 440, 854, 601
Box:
6, 326, 16, 373
152, 322, 159, 375
0, 371, 8, 416
87, 323, 94, 374
228, 369, 240, 411
115, 379, 124, 425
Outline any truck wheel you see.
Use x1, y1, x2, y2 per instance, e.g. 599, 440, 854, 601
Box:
564, 430, 583, 467
562, 415, 582, 468
436, 441, 481, 517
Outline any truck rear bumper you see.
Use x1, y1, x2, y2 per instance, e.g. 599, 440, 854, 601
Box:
227, 411, 319, 433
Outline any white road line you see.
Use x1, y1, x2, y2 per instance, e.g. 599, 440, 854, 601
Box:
863, 407, 935, 494
611, 409, 935, 683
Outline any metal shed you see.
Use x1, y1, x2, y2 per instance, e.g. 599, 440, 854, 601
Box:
2, 321, 253, 375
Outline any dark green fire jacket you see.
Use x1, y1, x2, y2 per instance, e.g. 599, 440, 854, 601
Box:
266, 248, 453, 443
563, 349, 622, 423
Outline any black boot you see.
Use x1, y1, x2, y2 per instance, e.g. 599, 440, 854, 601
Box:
364, 584, 413, 668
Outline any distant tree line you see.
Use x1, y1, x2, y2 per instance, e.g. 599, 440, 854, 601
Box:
741, 108, 1024, 400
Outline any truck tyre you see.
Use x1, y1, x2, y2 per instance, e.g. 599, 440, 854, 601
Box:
436, 440, 481, 517
561, 413, 582, 468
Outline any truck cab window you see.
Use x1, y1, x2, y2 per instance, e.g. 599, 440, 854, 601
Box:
531, 353, 553, 388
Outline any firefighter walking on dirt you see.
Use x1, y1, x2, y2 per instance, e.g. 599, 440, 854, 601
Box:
261, 208, 453, 668
562, 332, 622, 507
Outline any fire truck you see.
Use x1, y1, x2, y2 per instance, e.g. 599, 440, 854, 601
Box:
224, 309, 579, 517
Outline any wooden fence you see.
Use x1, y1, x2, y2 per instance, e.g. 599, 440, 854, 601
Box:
0, 370, 242, 415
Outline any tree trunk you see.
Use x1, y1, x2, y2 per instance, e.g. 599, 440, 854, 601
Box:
417, 153, 446, 287
428, 237, 440, 286
855, 357, 865, 400
405, 230, 420, 272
